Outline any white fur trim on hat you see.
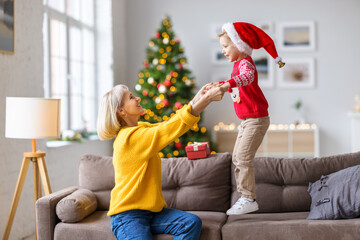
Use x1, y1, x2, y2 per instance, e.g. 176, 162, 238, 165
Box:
222, 22, 253, 56
275, 57, 282, 64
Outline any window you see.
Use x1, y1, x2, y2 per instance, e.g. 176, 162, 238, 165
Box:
43, 0, 113, 133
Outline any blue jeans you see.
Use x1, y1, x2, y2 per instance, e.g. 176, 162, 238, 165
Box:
110, 208, 202, 240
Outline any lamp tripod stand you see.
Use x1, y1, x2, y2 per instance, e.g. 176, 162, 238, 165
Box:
2, 139, 52, 240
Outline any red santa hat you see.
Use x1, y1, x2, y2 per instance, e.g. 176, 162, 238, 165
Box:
222, 22, 285, 68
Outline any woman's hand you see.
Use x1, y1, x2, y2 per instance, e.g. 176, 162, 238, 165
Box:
192, 83, 215, 104
204, 86, 225, 102
190, 86, 225, 116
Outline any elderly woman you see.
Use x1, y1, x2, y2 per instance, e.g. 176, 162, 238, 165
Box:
97, 83, 224, 240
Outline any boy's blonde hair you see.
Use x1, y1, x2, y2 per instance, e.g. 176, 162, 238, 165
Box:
217, 30, 228, 38
97, 84, 129, 140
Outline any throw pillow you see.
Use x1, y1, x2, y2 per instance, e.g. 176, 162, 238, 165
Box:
56, 188, 97, 223
307, 164, 360, 220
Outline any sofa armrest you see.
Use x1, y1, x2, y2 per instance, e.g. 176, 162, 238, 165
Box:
36, 186, 78, 240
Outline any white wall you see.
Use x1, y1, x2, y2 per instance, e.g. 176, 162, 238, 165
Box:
0, 1, 112, 239
120, 0, 360, 157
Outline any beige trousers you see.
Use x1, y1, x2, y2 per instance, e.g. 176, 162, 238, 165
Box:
232, 116, 270, 199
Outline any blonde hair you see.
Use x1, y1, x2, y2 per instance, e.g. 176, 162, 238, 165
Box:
217, 30, 228, 38
97, 84, 129, 140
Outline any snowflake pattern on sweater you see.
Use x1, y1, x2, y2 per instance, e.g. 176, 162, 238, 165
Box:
232, 59, 255, 87
221, 56, 269, 119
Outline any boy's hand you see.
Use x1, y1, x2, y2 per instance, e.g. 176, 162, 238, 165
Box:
219, 82, 231, 92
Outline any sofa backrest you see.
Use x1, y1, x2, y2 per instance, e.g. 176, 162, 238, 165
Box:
79, 152, 232, 212
161, 153, 232, 212
79, 154, 114, 210
230, 151, 360, 213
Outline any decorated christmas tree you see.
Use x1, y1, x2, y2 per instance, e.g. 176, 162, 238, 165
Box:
134, 15, 215, 158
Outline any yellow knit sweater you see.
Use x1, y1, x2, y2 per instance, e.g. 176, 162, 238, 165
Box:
108, 105, 200, 216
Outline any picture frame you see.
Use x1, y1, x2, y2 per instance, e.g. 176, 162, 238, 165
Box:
277, 58, 315, 88
277, 21, 315, 51
211, 48, 229, 65
252, 48, 274, 89
0, 0, 14, 54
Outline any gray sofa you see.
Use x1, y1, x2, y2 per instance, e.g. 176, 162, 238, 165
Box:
36, 152, 360, 240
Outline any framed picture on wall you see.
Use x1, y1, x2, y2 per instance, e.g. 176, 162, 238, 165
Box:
0, 0, 14, 54
277, 21, 315, 51
212, 48, 229, 65
252, 48, 274, 89
277, 58, 315, 88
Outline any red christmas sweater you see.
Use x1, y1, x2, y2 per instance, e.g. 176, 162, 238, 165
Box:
221, 56, 268, 119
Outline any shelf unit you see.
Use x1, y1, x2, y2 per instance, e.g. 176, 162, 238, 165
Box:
215, 123, 319, 158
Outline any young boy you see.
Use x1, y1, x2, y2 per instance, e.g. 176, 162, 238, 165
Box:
217, 22, 285, 215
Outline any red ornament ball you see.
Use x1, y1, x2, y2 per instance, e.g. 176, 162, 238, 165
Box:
162, 99, 169, 107
157, 83, 163, 89
144, 62, 149, 68
164, 79, 171, 87
175, 102, 183, 109
155, 32, 160, 38
178, 63, 183, 69
142, 90, 148, 96
175, 142, 183, 149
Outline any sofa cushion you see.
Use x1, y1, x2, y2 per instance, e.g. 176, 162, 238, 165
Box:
56, 188, 97, 223
79, 154, 114, 191
307, 164, 360, 220
54, 210, 226, 240
79, 154, 114, 210
189, 211, 227, 240
230, 151, 360, 213
162, 153, 231, 212
54, 211, 116, 240
222, 211, 360, 240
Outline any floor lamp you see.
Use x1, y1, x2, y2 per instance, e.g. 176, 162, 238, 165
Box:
3, 97, 61, 240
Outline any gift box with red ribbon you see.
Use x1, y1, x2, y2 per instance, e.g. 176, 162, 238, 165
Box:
185, 142, 210, 160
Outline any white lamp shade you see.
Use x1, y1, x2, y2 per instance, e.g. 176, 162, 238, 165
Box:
6, 97, 61, 139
